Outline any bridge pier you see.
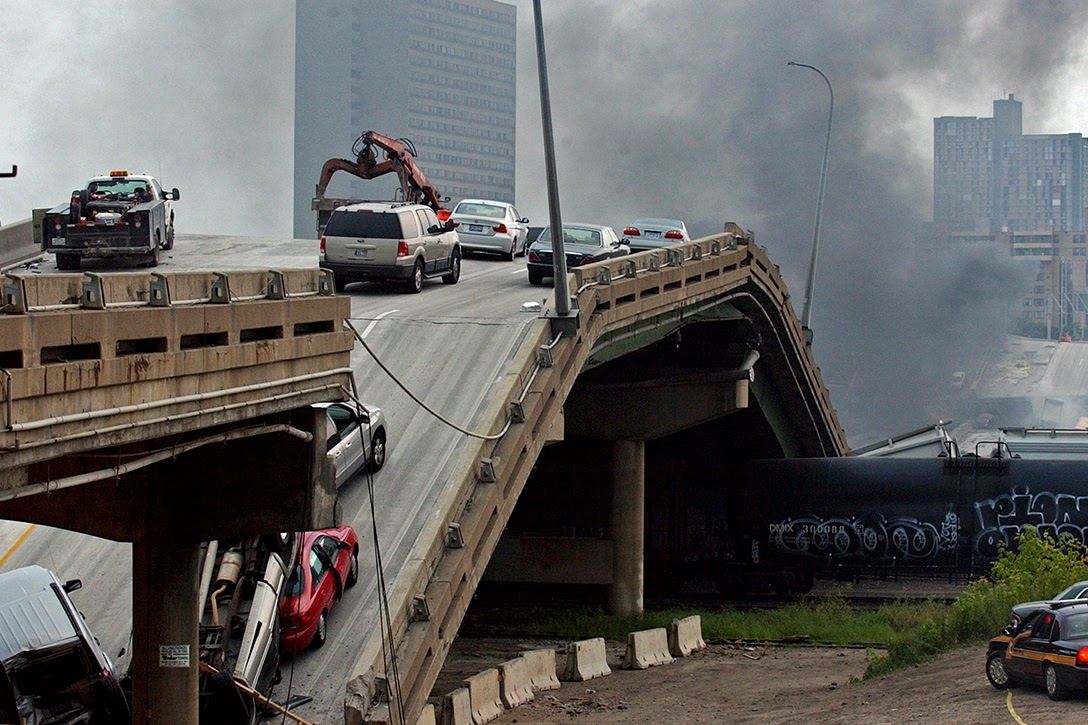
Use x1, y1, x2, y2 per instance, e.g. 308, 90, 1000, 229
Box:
131, 529, 200, 725
609, 439, 645, 616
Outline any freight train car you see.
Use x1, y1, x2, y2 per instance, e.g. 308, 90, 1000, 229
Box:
709, 453, 1088, 595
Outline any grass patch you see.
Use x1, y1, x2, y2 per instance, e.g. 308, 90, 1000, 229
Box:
466, 528, 1088, 682
468, 595, 947, 648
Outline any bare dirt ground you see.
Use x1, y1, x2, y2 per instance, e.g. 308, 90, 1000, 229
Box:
434, 636, 1086, 724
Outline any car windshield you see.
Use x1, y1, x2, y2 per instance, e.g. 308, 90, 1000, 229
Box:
1056, 581, 1088, 600
538, 227, 602, 247
286, 564, 303, 597
88, 179, 149, 197
323, 210, 403, 239
453, 202, 506, 219
633, 218, 684, 229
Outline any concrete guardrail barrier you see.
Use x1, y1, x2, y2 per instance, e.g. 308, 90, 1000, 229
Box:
498, 657, 534, 709
669, 615, 707, 657
463, 668, 503, 724
621, 628, 674, 670
561, 637, 612, 681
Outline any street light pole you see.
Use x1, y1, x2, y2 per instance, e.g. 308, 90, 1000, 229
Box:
787, 61, 833, 340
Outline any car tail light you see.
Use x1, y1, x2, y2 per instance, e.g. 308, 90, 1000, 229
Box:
493, 223, 508, 234
665, 230, 684, 240
397, 241, 409, 257
452, 222, 460, 228
578, 256, 594, 266
528, 251, 541, 262
623, 227, 640, 236
320, 237, 326, 253
436, 208, 451, 221
1078, 647, 1088, 664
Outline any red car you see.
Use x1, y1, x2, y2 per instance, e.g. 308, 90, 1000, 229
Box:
280, 525, 359, 653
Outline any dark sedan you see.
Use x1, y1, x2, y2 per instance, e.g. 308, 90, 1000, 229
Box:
1011, 580, 1088, 627
526, 223, 629, 286
987, 601, 1088, 700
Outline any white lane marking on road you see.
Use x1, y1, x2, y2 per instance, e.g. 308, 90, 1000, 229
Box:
361, 309, 398, 338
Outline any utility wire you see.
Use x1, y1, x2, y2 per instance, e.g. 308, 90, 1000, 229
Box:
345, 319, 511, 441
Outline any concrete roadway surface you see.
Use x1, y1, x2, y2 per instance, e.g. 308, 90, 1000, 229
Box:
0, 236, 553, 721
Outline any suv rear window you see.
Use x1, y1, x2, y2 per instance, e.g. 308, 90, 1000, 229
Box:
324, 210, 402, 239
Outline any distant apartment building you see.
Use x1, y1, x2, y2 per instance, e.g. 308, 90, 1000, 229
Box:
934, 95, 1088, 234
947, 229, 1088, 338
294, 0, 517, 238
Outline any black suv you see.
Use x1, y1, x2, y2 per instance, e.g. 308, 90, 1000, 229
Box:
0, 565, 129, 722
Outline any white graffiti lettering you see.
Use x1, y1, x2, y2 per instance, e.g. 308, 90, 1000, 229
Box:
974, 488, 1088, 557
769, 512, 959, 563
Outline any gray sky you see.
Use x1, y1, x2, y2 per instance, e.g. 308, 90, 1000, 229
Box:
3, 1, 1087, 443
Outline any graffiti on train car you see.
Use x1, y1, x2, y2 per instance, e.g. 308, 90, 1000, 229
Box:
769, 512, 960, 562
974, 487, 1088, 557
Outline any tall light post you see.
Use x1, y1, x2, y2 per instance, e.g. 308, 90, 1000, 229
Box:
788, 61, 833, 340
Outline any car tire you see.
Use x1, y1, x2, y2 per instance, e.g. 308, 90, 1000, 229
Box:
145, 233, 161, 268
347, 548, 359, 588
313, 612, 328, 649
56, 253, 79, 271
404, 259, 424, 294
528, 269, 544, 286
334, 274, 348, 293
442, 249, 461, 285
369, 430, 386, 472
986, 651, 1016, 689
100, 674, 132, 721
164, 219, 175, 250
1045, 662, 1069, 700
503, 246, 515, 262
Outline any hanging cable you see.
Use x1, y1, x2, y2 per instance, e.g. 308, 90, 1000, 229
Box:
345, 319, 511, 441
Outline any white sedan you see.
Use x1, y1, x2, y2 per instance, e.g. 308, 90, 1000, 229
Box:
622, 218, 690, 253
315, 400, 387, 487
450, 199, 530, 260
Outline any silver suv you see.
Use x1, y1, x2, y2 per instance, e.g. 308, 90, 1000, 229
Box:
319, 201, 461, 293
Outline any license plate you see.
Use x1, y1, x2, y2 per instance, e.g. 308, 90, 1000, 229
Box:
353, 249, 369, 258
53, 237, 67, 246
646, 230, 662, 238
469, 224, 484, 232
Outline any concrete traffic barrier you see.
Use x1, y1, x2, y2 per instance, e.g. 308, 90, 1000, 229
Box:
415, 703, 437, 725
561, 637, 612, 681
442, 687, 472, 725
521, 648, 561, 691
621, 627, 674, 670
499, 656, 534, 709
669, 615, 707, 657
463, 668, 504, 724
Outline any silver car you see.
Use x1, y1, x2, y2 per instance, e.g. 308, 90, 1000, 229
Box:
316, 400, 387, 487
622, 217, 690, 253
450, 199, 529, 260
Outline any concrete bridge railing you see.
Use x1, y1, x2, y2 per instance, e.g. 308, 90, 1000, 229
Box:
0, 268, 354, 509
344, 228, 847, 723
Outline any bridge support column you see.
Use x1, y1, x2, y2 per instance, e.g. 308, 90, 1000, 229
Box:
131, 523, 200, 724
609, 439, 644, 616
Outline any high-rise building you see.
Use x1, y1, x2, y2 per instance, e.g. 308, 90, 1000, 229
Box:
294, 0, 517, 239
934, 95, 1088, 234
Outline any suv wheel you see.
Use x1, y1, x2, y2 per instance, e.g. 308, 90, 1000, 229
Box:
528, 269, 544, 286
442, 249, 461, 284
404, 259, 424, 293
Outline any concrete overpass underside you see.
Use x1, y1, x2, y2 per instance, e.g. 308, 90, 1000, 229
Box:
0, 269, 354, 722
345, 229, 847, 723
